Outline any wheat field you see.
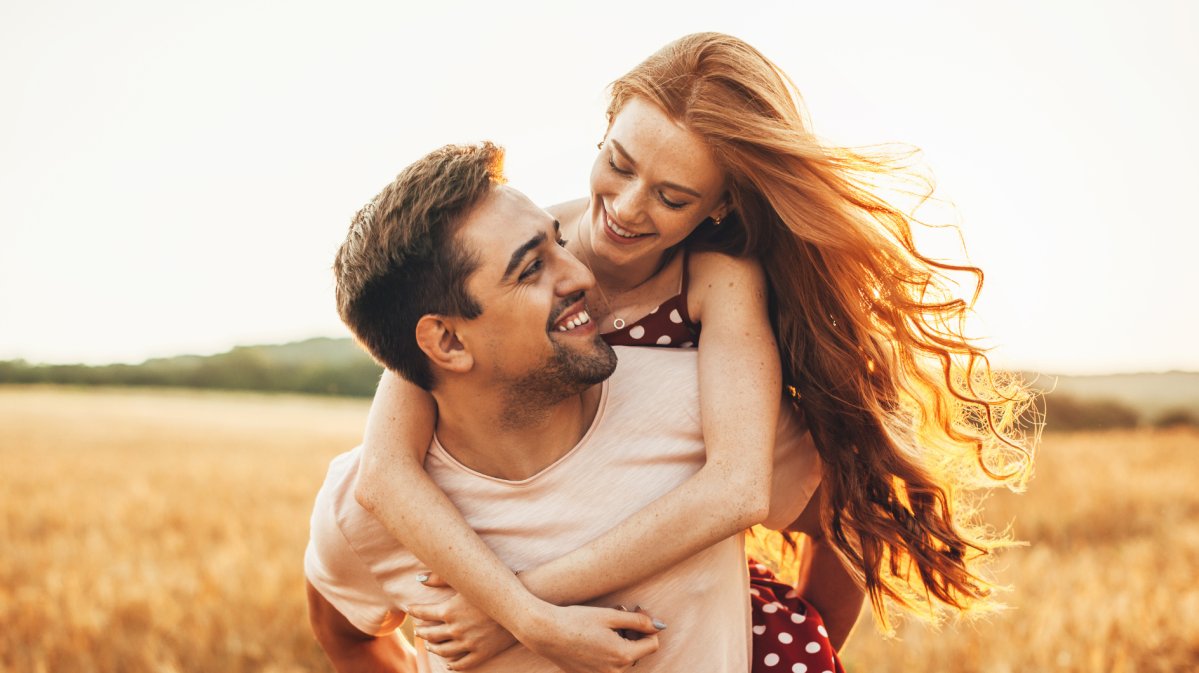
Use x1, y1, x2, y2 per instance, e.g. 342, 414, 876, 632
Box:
2, 386, 1197, 672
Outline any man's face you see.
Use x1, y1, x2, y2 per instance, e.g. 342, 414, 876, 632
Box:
452, 185, 617, 410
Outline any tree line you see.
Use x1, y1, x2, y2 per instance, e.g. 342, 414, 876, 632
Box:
0, 339, 385, 397
1, 339, 1195, 429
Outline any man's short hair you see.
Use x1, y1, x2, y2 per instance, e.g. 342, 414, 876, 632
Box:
334, 142, 506, 390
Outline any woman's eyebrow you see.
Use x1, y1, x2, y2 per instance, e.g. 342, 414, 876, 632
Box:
610, 139, 702, 198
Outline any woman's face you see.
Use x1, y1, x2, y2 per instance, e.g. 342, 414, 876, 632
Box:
586, 97, 728, 269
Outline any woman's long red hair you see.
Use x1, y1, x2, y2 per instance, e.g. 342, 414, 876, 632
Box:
610, 33, 1037, 631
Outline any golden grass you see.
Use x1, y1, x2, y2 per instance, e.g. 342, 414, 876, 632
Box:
0, 385, 367, 673
2, 385, 1197, 672
840, 429, 1199, 672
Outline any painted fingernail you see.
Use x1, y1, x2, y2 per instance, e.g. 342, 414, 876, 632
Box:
617, 605, 628, 611
636, 605, 646, 611
417, 574, 429, 582
653, 619, 667, 629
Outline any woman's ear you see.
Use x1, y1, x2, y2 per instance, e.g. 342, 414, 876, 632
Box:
710, 191, 735, 223
415, 315, 473, 376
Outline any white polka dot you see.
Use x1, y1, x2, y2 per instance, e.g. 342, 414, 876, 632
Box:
805, 642, 820, 654
763, 653, 780, 667
756, 564, 768, 573
778, 632, 793, 644
649, 306, 659, 314
750, 588, 760, 596
773, 602, 785, 611
784, 589, 798, 599
669, 308, 683, 323
817, 625, 827, 637
761, 603, 778, 614
822, 670, 832, 673
629, 325, 645, 339
790, 612, 806, 624
656, 335, 672, 345
792, 665, 808, 673
680, 341, 693, 348
753, 625, 766, 635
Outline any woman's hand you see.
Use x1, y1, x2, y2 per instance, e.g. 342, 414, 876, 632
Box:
408, 574, 519, 669
407, 573, 663, 672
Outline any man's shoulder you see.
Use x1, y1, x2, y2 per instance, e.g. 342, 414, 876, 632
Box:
308, 447, 415, 569
313, 447, 365, 523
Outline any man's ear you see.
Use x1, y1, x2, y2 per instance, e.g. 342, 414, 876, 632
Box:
415, 315, 473, 376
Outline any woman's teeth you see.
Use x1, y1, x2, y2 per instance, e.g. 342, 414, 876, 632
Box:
605, 213, 647, 239
557, 310, 591, 331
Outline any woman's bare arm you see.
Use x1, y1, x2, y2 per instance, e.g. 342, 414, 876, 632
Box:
513, 252, 781, 605
353, 373, 557, 646
356, 253, 784, 663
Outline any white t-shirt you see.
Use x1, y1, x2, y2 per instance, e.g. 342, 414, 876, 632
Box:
305, 346, 821, 672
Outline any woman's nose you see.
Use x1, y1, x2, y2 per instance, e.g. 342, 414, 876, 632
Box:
610, 185, 648, 226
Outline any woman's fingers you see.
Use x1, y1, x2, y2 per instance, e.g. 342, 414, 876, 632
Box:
443, 650, 487, 670
624, 633, 661, 664
416, 571, 451, 588
609, 608, 665, 637
407, 601, 446, 623
424, 637, 470, 659
412, 622, 454, 643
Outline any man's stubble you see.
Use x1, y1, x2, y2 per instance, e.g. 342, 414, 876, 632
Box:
497, 333, 617, 431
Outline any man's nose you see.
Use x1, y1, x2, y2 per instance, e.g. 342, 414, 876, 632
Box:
555, 245, 595, 298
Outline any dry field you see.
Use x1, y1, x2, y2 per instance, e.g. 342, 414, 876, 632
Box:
2, 386, 1197, 672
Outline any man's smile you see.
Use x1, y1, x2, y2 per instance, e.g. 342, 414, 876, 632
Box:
549, 297, 595, 334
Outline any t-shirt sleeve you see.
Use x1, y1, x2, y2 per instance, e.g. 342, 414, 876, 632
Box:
761, 399, 823, 531
304, 479, 406, 637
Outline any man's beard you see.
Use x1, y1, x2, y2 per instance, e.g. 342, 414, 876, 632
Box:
498, 309, 618, 429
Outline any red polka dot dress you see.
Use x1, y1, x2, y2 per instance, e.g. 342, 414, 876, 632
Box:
747, 558, 845, 673
601, 250, 845, 673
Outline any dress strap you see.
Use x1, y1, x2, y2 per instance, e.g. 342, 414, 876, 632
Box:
677, 247, 698, 329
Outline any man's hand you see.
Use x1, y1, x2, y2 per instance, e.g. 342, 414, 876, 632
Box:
406, 573, 663, 672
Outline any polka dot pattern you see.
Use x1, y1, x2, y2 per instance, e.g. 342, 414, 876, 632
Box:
748, 556, 845, 673
597, 251, 700, 350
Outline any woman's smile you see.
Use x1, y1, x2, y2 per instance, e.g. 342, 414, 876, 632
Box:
600, 201, 653, 244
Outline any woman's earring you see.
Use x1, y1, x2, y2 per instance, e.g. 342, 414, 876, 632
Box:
597, 141, 604, 149
713, 215, 723, 226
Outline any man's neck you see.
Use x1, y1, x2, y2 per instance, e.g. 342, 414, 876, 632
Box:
431, 382, 603, 481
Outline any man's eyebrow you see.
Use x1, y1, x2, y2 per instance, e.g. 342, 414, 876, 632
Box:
611, 139, 702, 199
502, 230, 548, 280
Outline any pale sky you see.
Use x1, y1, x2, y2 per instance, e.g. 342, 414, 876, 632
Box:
1, 0, 1196, 374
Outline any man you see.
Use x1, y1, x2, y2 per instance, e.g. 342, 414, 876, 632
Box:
305, 142, 830, 672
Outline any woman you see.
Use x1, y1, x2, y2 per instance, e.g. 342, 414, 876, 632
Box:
353, 32, 1033, 672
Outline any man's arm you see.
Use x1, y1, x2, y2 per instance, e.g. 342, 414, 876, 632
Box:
307, 579, 420, 673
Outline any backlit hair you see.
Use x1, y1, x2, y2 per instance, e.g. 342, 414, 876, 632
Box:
609, 33, 1036, 630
